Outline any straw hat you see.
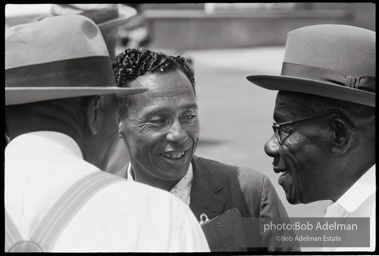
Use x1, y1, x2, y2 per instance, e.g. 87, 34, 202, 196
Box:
5, 15, 147, 106
247, 24, 375, 107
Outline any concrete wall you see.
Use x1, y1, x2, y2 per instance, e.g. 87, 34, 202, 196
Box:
142, 3, 375, 50
311, 3, 375, 30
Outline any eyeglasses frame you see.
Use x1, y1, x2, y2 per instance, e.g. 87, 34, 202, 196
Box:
272, 110, 355, 145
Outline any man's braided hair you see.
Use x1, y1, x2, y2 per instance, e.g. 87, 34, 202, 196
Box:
112, 48, 195, 90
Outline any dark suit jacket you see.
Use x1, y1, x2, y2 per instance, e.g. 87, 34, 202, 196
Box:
190, 155, 298, 252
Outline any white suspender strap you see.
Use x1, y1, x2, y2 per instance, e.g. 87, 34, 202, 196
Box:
5, 171, 123, 252
5, 210, 23, 251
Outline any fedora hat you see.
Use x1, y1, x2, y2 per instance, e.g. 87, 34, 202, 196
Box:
34, 4, 137, 60
5, 15, 147, 106
36, 4, 137, 31
247, 24, 375, 107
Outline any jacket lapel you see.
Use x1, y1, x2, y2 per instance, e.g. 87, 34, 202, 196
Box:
190, 156, 226, 221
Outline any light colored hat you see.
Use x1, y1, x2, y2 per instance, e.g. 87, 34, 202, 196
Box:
37, 4, 137, 31
35, 4, 137, 60
247, 24, 375, 107
5, 15, 147, 106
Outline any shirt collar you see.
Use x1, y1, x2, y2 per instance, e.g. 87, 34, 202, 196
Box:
5, 131, 83, 159
126, 162, 194, 205
169, 164, 193, 205
326, 164, 376, 215
126, 163, 135, 182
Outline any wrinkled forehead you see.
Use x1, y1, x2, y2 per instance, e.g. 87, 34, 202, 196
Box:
121, 70, 197, 112
274, 91, 303, 120
133, 70, 194, 96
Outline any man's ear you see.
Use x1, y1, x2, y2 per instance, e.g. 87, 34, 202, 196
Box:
330, 115, 353, 154
86, 96, 102, 135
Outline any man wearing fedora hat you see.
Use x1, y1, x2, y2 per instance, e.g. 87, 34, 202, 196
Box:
5, 15, 209, 252
247, 24, 375, 251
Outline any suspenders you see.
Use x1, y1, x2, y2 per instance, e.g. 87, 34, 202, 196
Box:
5, 171, 123, 252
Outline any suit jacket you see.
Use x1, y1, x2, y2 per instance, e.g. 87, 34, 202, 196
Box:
190, 155, 299, 251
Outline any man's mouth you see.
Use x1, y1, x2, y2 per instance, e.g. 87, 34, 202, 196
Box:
161, 150, 187, 160
273, 167, 287, 174
272, 157, 287, 174
273, 163, 291, 186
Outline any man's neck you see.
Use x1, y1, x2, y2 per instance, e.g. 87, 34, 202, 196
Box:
332, 159, 375, 202
130, 166, 180, 191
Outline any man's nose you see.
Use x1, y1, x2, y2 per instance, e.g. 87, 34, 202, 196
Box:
264, 134, 280, 157
166, 120, 187, 144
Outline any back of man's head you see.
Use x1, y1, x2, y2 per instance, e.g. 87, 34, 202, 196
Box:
6, 96, 94, 141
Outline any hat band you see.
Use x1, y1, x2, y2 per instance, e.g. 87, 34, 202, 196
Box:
6, 56, 116, 89
281, 62, 375, 93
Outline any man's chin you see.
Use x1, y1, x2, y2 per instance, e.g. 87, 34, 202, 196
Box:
282, 186, 302, 205
286, 195, 302, 205
155, 163, 189, 181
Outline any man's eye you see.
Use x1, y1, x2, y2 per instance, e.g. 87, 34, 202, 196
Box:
182, 115, 196, 121
281, 126, 292, 132
277, 130, 286, 137
278, 126, 292, 139
149, 119, 165, 125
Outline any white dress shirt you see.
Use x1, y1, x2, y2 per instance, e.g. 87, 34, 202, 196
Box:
5, 131, 209, 252
323, 164, 376, 252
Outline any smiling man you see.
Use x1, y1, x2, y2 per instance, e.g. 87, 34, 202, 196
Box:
117, 60, 198, 192
247, 24, 375, 251
111, 48, 297, 252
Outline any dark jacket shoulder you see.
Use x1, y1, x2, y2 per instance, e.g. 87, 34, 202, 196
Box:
191, 155, 277, 219
191, 156, 297, 252
192, 155, 269, 195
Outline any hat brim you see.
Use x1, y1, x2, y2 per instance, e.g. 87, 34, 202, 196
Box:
97, 5, 137, 31
6, 87, 147, 106
246, 75, 375, 107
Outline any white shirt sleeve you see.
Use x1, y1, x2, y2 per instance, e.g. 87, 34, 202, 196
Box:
174, 206, 210, 252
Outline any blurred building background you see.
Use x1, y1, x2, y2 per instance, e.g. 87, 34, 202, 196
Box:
5, 3, 376, 226
6, 3, 375, 50
139, 3, 375, 50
